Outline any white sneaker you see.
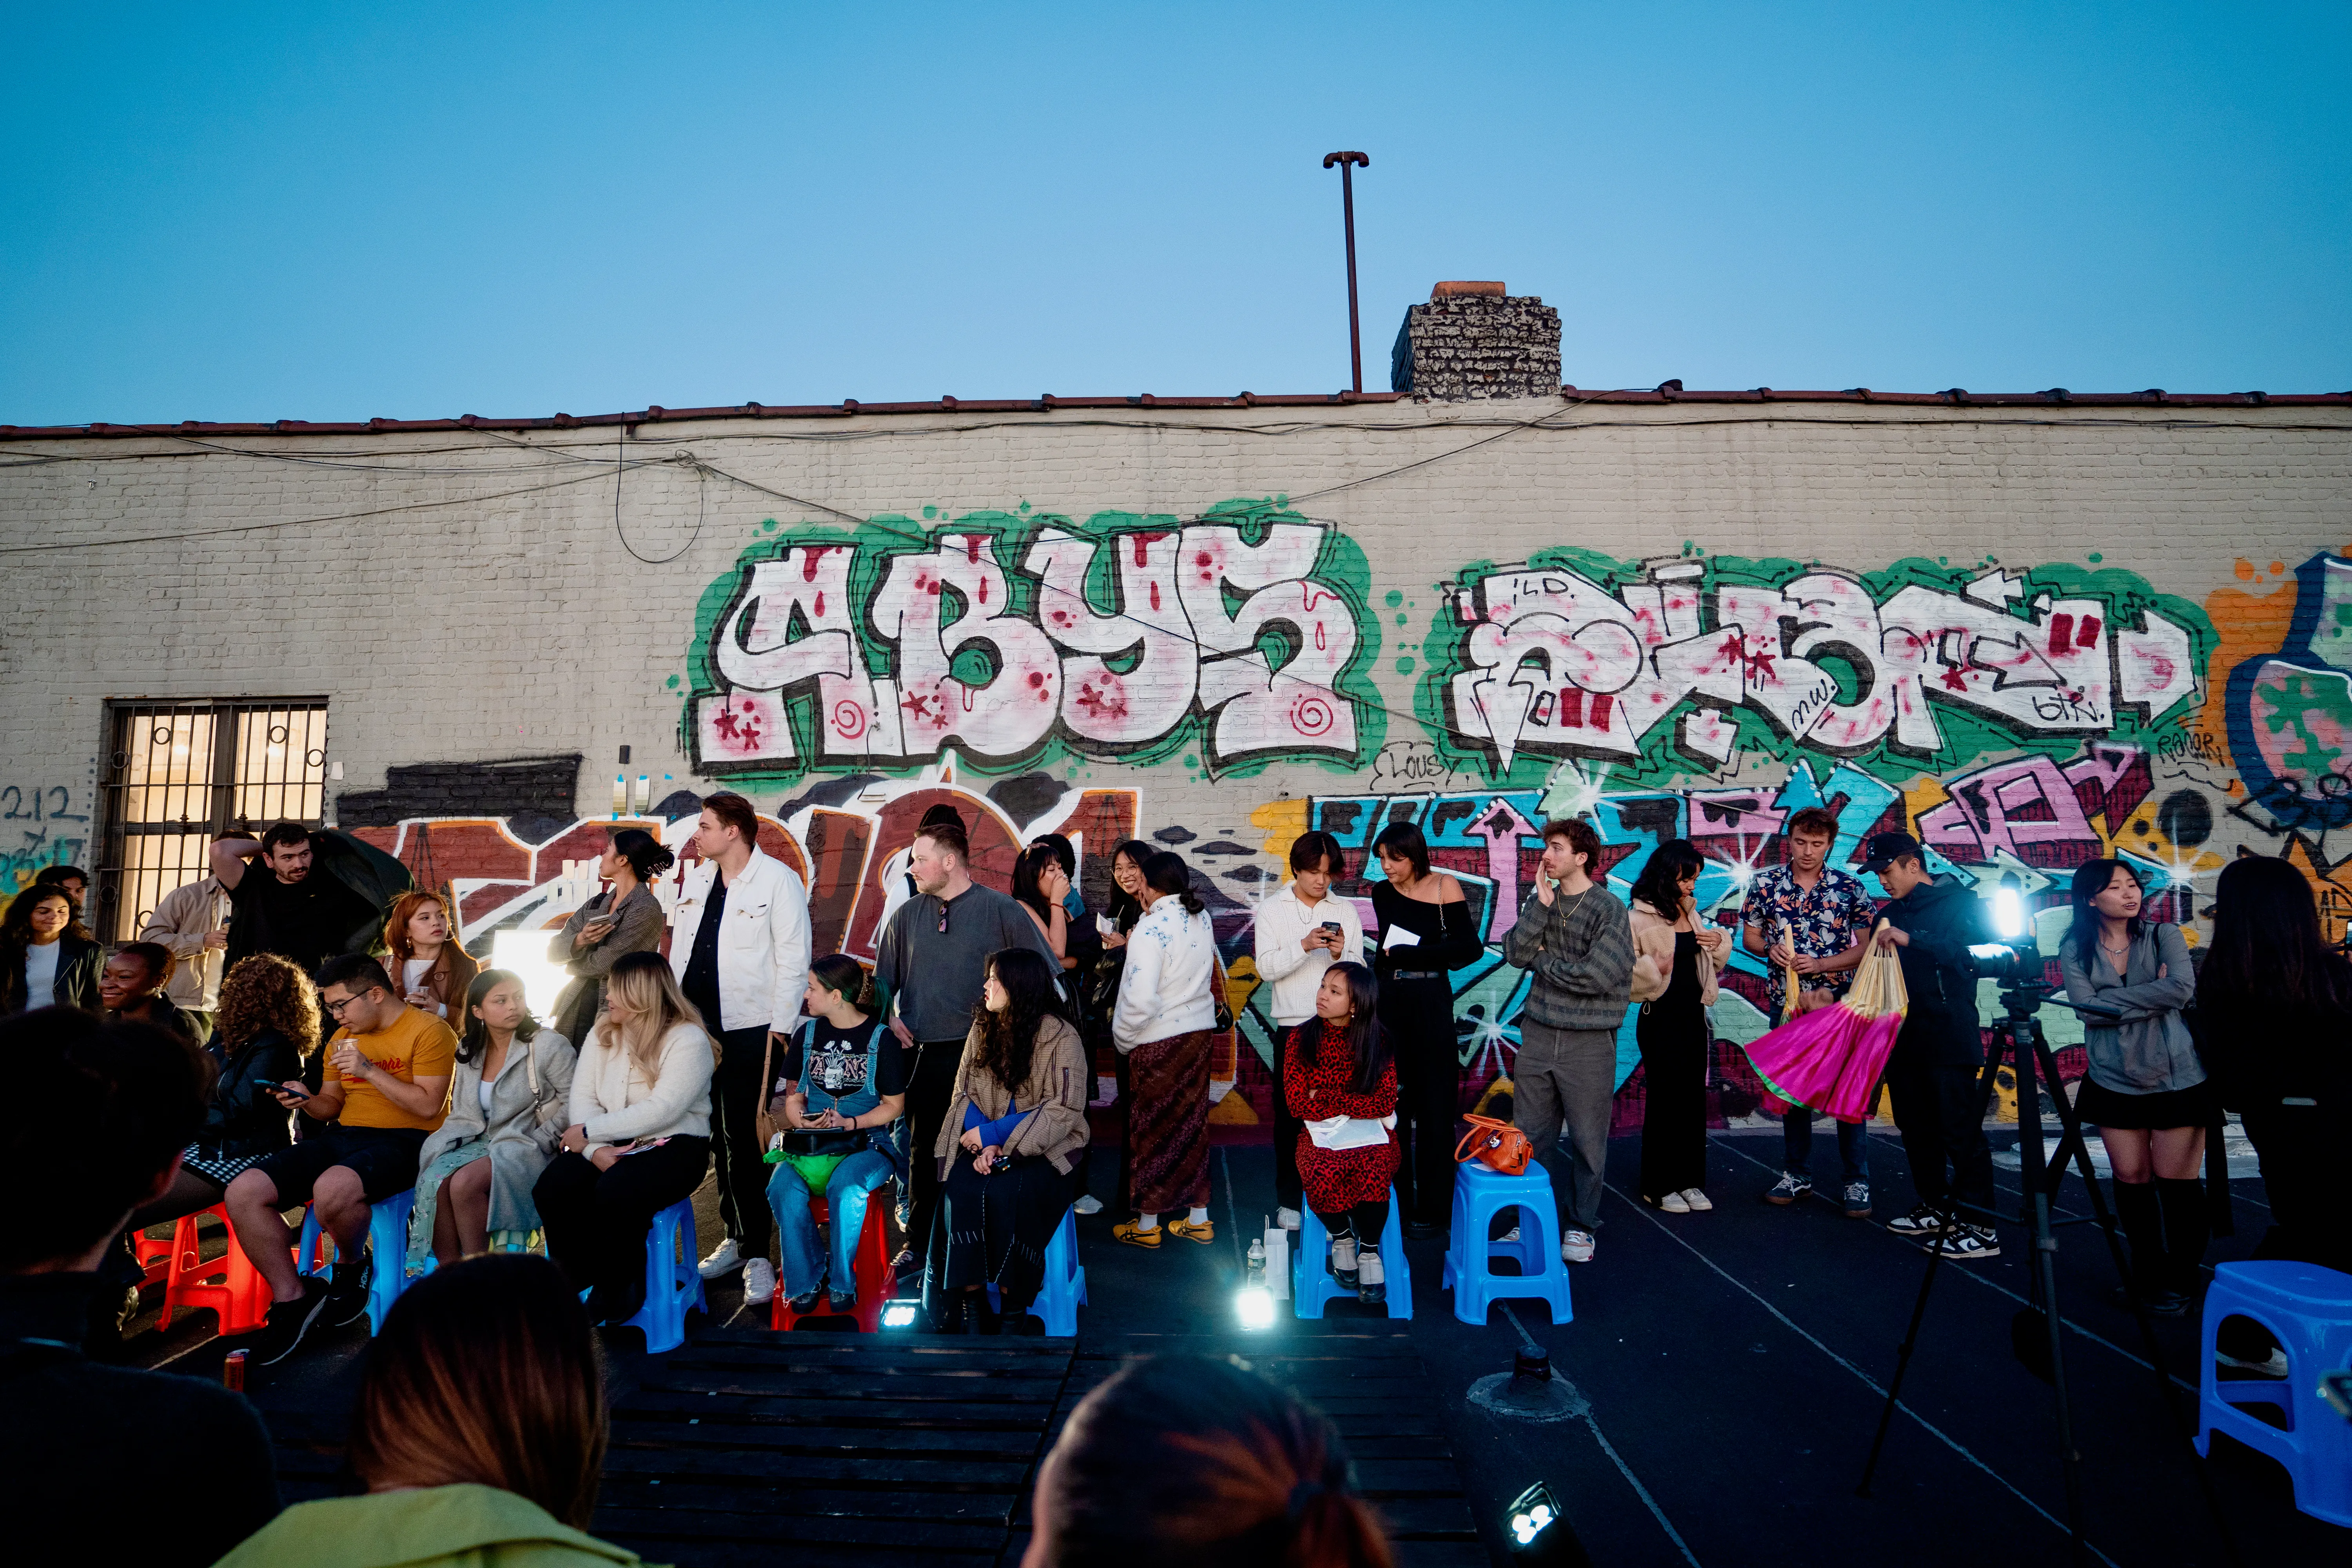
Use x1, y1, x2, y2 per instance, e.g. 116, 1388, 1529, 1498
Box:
740, 1257, 777, 1305
1073, 1194, 1103, 1216
1328, 1234, 1359, 1283
1277, 1207, 1302, 1230
1680, 1188, 1713, 1212
1654, 1191, 1691, 1214
697, 1238, 742, 1279
1563, 1229, 1596, 1264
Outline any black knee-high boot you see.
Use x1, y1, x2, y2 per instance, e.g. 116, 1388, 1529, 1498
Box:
2154, 1177, 2209, 1296
2112, 1180, 2165, 1294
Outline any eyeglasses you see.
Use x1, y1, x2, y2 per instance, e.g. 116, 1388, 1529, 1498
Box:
321, 988, 381, 1017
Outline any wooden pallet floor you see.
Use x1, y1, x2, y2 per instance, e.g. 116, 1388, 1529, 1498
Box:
252, 1323, 1483, 1566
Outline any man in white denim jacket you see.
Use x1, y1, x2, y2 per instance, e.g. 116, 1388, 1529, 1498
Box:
1251, 829, 1364, 1229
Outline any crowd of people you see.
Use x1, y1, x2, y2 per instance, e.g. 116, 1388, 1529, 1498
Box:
2, 787, 2345, 1564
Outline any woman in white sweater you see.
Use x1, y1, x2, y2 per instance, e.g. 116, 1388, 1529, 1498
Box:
1250, 829, 1365, 1230
532, 950, 715, 1326
1110, 851, 1221, 1249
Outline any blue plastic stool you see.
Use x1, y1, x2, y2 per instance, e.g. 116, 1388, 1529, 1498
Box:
1443, 1161, 1573, 1327
1293, 1187, 1411, 1320
621, 1198, 708, 1354
2196, 1259, 2352, 1526
294, 1189, 426, 1334
982, 1206, 1088, 1335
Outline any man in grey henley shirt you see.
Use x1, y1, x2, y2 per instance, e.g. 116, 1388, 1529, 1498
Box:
1502, 817, 1635, 1265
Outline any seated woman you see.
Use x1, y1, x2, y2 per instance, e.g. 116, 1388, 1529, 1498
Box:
409, 971, 577, 1272
548, 826, 674, 1049
216, 1253, 649, 1568
100, 942, 209, 1043
1025, 1352, 1395, 1568
0, 884, 100, 1015
532, 951, 713, 1327
927, 947, 1090, 1334
765, 955, 906, 1315
130, 953, 319, 1230
1284, 962, 1400, 1306
382, 891, 479, 1027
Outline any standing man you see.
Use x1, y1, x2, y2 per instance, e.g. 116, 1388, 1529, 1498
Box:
33, 865, 90, 914
141, 858, 232, 1026
1740, 806, 1875, 1216
211, 824, 387, 976
1503, 818, 1635, 1266
1252, 829, 1365, 1231
671, 792, 811, 1308
227, 955, 455, 1364
1862, 832, 2000, 1259
874, 817, 1058, 1278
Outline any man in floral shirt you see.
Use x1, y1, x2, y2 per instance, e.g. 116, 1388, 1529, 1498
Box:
1739, 807, 1876, 1216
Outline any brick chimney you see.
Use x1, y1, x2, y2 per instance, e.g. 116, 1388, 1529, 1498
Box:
1390, 282, 1561, 399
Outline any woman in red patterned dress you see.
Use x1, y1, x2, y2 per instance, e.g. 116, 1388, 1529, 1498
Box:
1283, 961, 1400, 1306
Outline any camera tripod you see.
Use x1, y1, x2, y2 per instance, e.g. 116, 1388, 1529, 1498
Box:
1855, 979, 2237, 1567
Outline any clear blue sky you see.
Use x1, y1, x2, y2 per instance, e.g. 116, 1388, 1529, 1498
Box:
4, 3, 2345, 424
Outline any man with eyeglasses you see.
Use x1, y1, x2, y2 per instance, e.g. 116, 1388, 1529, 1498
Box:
873, 814, 1058, 1286
223, 953, 455, 1365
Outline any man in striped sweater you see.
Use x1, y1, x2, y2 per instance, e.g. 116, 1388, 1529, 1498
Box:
1503, 817, 1635, 1265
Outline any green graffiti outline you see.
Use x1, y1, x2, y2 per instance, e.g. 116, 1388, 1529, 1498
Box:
1411, 548, 2216, 788
681, 499, 1385, 787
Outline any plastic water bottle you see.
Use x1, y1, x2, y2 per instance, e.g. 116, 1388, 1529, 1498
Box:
1246, 1234, 1267, 1285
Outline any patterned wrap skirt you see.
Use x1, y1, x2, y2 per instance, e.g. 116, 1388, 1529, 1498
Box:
1126, 1028, 1213, 1214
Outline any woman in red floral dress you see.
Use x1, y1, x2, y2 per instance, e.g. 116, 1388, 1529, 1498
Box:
1283, 962, 1400, 1305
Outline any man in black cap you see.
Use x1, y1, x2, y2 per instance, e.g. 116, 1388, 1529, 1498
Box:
1861, 831, 2001, 1259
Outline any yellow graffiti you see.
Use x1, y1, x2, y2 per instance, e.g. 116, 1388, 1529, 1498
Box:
1248, 797, 1310, 878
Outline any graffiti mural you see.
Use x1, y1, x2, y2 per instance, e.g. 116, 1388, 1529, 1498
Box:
683, 500, 1383, 783
1419, 548, 2209, 786
2, 781, 91, 894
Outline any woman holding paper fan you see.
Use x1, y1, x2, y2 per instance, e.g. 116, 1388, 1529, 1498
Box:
1370, 822, 1483, 1239
1285, 962, 1399, 1306
1628, 841, 1730, 1212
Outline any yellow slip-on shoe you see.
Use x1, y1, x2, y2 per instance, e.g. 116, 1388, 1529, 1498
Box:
1165, 1217, 1216, 1245
1112, 1220, 1161, 1249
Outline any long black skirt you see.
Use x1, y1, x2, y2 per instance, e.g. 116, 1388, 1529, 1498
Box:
923, 1153, 1077, 1312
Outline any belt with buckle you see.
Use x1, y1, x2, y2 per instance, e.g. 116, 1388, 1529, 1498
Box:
1388, 968, 1444, 981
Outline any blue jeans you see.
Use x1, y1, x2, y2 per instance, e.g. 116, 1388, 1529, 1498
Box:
768, 1149, 895, 1301
1782, 1107, 1869, 1183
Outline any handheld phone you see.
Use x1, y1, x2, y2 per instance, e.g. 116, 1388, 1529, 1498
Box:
274, 1082, 312, 1104
1319, 920, 1342, 935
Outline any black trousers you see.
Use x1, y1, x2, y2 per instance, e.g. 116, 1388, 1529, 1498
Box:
709, 1024, 775, 1254
907, 1038, 966, 1274
1381, 978, 1460, 1227
1636, 1002, 1709, 1201
1273, 1024, 1305, 1211
534, 1135, 711, 1324
1885, 1053, 1994, 1217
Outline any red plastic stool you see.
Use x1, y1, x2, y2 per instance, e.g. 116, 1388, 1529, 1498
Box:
771, 1189, 891, 1334
135, 1203, 273, 1334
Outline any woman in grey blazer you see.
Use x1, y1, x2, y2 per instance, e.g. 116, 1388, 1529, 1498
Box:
408, 969, 576, 1270
548, 827, 674, 1048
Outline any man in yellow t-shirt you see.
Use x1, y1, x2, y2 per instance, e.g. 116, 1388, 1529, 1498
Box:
225, 954, 457, 1365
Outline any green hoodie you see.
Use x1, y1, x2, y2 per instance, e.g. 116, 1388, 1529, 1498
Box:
214, 1483, 658, 1568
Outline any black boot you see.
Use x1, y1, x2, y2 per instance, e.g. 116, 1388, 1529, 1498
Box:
2155, 1177, 2209, 1301
2110, 1181, 2181, 1314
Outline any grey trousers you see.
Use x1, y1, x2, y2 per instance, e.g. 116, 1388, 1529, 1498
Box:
1513, 1020, 1619, 1232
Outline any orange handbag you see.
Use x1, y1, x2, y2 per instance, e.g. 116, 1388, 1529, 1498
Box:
1454, 1114, 1533, 1176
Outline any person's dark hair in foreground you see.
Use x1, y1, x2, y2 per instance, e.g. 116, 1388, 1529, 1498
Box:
0, 1007, 281, 1568
1022, 1354, 1393, 1568
218, 1254, 646, 1567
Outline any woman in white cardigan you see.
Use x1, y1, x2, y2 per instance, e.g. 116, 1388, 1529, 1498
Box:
1110, 851, 1221, 1249
532, 950, 715, 1325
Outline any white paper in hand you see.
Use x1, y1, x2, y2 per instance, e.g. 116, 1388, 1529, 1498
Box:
1383, 926, 1421, 952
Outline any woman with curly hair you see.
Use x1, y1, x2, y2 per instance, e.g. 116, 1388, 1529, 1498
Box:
382, 890, 479, 1026
926, 946, 1091, 1334
129, 952, 322, 1230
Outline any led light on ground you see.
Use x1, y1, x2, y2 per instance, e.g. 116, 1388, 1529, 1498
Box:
1235, 1284, 1276, 1329
1504, 1481, 1565, 1555
880, 1302, 920, 1328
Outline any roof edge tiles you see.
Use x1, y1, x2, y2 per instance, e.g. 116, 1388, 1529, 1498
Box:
3, 385, 2347, 439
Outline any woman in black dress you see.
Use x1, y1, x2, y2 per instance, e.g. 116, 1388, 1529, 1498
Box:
1369, 822, 1482, 1236
1627, 841, 1728, 1211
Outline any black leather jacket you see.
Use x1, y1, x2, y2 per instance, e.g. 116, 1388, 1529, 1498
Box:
197, 1027, 303, 1161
